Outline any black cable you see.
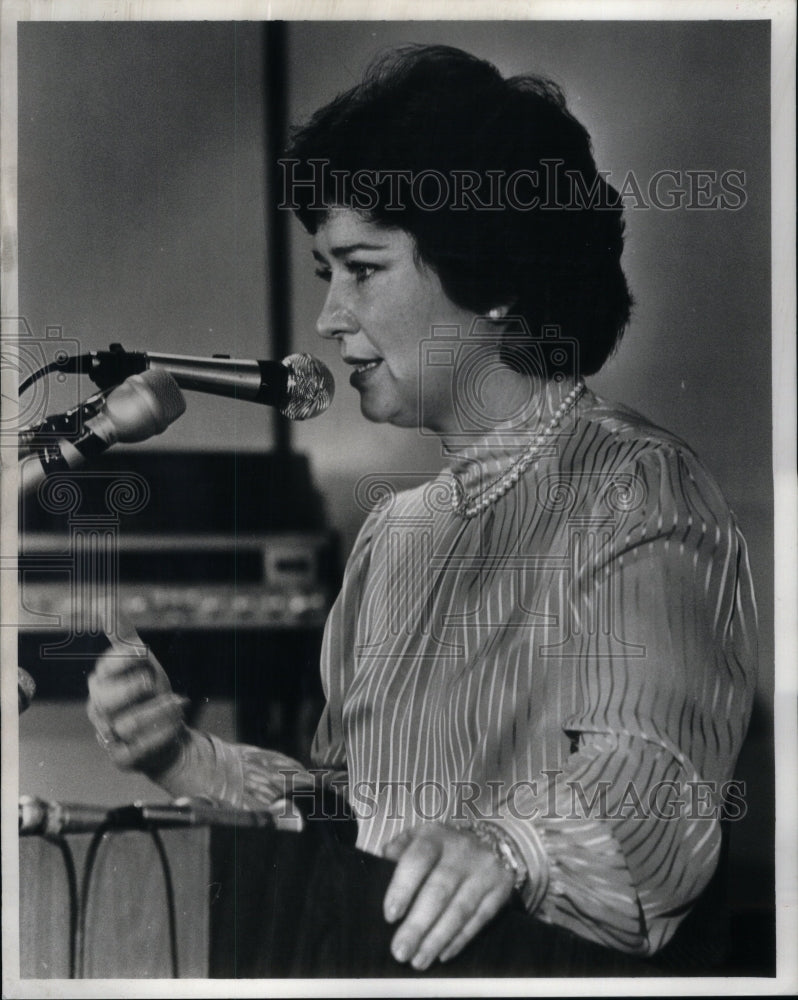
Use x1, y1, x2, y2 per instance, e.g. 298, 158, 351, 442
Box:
18, 361, 63, 396
53, 838, 79, 979
75, 822, 180, 978
148, 827, 180, 979
75, 823, 111, 979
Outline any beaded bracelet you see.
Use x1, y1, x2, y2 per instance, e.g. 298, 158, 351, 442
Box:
464, 819, 528, 892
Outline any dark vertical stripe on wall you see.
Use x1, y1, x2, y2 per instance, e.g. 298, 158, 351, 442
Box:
264, 21, 291, 454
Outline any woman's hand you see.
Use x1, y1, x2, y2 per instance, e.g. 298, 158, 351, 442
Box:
87, 622, 189, 775
382, 822, 515, 971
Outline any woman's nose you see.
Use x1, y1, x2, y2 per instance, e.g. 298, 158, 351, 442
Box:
315, 283, 358, 340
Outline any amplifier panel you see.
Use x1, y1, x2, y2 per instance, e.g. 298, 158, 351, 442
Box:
19, 532, 335, 631
18, 583, 329, 631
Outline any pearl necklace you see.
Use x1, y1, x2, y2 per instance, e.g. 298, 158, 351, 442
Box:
451, 380, 585, 519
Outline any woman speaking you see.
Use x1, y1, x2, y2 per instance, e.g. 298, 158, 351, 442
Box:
86, 45, 757, 976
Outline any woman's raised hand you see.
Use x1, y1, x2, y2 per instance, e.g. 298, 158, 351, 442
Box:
87, 617, 189, 774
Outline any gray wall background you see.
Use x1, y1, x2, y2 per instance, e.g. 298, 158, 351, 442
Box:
16, 20, 773, 909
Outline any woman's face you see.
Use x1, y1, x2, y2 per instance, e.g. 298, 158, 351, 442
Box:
313, 208, 480, 435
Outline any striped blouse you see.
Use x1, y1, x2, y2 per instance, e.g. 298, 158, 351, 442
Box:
199, 386, 758, 956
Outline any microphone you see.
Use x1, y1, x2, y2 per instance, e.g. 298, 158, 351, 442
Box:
19, 796, 112, 836
65, 346, 335, 420
19, 368, 186, 487
18, 796, 299, 835
17, 667, 36, 714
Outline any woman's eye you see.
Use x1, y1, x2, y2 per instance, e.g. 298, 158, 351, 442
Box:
349, 262, 377, 283
313, 262, 378, 284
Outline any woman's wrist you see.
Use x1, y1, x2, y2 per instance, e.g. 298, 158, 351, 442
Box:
139, 722, 192, 783
460, 818, 529, 892
481, 815, 551, 913
143, 726, 239, 803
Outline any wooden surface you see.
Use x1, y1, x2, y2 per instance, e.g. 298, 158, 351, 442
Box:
20, 827, 210, 979
19, 837, 73, 978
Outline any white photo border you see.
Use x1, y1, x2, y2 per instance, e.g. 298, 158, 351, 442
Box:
1, 2, 795, 997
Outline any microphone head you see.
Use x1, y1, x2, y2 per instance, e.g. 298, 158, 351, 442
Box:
104, 369, 187, 441
280, 354, 335, 420
17, 667, 36, 714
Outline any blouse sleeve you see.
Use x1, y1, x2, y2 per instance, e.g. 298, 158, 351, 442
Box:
150, 728, 323, 809
489, 445, 758, 954
309, 508, 381, 794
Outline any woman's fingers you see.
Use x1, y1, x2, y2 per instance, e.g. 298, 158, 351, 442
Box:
86, 695, 116, 744
92, 645, 147, 679
96, 692, 189, 770
111, 692, 189, 743
436, 885, 509, 964
88, 658, 160, 716
382, 828, 414, 862
103, 613, 148, 654
100, 613, 171, 688
89, 632, 173, 719
86, 617, 185, 774
383, 829, 443, 925
382, 824, 514, 971
403, 879, 509, 971
388, 864, 466, 966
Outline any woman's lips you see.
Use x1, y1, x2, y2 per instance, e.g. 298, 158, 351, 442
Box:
348, 359, 382, 387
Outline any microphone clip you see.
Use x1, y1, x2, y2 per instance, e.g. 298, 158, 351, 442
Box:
85, 343, 149, 391
21, 392, 108, 448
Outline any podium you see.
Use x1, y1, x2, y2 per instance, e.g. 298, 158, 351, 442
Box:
18, 799, 421, 980
21, 825, 210, 978
18, 797, 738, 980
17, 798, 302, 979
17, 797, 410, 981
